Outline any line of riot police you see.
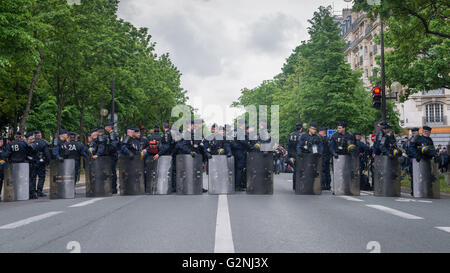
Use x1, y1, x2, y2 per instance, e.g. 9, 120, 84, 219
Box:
0, 118, 443, 201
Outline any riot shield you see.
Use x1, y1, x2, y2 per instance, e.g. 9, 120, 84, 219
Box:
2, 163, 29, 201
208, 155, 235, 195
295, 153, 322, 195
145, 155, 173, 195
373, 155, 401, 197
246, 151, 273, 194
176, 154, 203, 195
332, 155, 360, 196
413, 158, 440, 199
86, 156, 112, 197
119, 156, 145, 195
50, 159, 75, 199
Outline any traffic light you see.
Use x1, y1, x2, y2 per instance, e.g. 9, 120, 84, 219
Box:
372, 87, 381, 109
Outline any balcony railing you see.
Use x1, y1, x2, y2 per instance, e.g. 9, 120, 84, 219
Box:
422, 88, 445, 96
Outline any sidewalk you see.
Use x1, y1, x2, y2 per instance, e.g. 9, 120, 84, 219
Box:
401, 186, 450, 199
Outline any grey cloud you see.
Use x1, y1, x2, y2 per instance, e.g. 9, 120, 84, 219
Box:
247, 13, 302, 55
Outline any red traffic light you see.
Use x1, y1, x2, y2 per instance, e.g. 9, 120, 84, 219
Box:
372, 87, 381, 94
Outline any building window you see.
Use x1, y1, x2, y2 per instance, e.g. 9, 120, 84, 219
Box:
374, 44, 378, 54
425, 103, 443, 123
359, 55, 363, 65
365, 69, 368, 78
365, 46, 368, 54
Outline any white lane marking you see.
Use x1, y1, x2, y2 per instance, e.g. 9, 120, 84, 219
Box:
395, 198, 432, 203
435, 227, 450, 233
0, 211, 64, 229
366, 205, 423, 220
69, 198, 105, 208
361, 191, 373, 196
338, 196, 364, 202
360, 192, 369, 196
214, 195, 235, 253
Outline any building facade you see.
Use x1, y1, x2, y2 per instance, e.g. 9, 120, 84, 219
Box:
337, 8, 450, 146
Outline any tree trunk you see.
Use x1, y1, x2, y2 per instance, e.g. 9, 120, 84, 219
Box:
19, 45, 44, 133
79, 99, 85, 144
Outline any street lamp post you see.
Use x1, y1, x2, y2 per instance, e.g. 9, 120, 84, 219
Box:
380, 19, 386, 123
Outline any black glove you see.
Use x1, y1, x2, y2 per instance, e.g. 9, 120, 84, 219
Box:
416, 157, 421, 163
334, 154, 339, 159
191, 152, 196, 158
206, 153, 212, 159
227, 153, 232, 158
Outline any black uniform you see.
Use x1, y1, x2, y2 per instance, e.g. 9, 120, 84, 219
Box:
329, 132, 355, 157
65, 139, 88, 184
32, 137, 50, 194
288, 129, 302, 188
106, 130, 120, 193
319, 133, 331, 190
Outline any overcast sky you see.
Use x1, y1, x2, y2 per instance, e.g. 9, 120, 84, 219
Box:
117, 0, 350, 124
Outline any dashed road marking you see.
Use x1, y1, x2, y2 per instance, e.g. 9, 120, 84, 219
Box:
338, 196, 364, 202
366, 205, 423, 220
0, 211, 64, 229
435, 227, 450, 233
395, 198, 432, 203
69, 198, 105, 208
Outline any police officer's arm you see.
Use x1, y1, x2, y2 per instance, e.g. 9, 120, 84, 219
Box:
296, 136, 304, 155
177, 140, 192, 155
52, 141, 61, 159
78, 143, 88, 158
408, 139, 420, 160
329, 135, 337, 157
3, 143, 12, 160
223, 141, 232, 157
43, 142, 51, 164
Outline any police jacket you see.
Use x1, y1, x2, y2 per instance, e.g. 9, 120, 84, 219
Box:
5, 139, 34, 163
120, 136, 141, 157
204, 133, 232, 156
296, 133, 322, 154
157, 130, 174, 156
34, 138, 51, 165
288, 130, 302, 157
65, 140, 88, 160
319, 135, 330, 156
107, 131, 120, 156
329, 132, 355, 156
379, 134, 398, 156
408, 135, 436, 160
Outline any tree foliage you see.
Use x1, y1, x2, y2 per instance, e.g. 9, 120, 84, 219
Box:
0, 0, 188, 140
354, 0, 449, 100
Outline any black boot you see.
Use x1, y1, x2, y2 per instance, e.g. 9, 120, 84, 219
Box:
29, 191, 38, 199
37, 190, 46, 197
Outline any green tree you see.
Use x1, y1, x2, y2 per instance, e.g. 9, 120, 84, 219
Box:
354, 0, 449, 99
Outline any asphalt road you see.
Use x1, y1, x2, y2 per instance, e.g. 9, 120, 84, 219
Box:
0, 173, 449, 253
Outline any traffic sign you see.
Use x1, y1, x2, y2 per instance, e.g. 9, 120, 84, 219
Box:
371, 134, 375, 142
327, 130, 336, 138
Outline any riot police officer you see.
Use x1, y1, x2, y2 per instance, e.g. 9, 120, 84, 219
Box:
297, 122, 322, 155
175, 120, 207, 192
105, 122, 119, 194
32, 131, 50, 197
147, 125, 162, 157
52, 130, 69, 161
354, 132, 371, 190
373, 121, 387, 155
329, 122, 356, 158
66, 132, 88, 185
25, 132, 39, 199
406, 127, 419, 196
318, 128, 331, 190
151, 120, 176, 189
4, 132, 35, 198
120, 127, 142, 157
409, 126, 438, 163
288, 123, 303, 189
137, 127, 149, 151
204, 124, 232, 158
379, 125, 401, 159
231, 119, 249, 191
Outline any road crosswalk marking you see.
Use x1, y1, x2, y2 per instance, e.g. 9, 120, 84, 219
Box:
366, 205, 423, 220
214, 195, 235, 253
0, 211, 64, 229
